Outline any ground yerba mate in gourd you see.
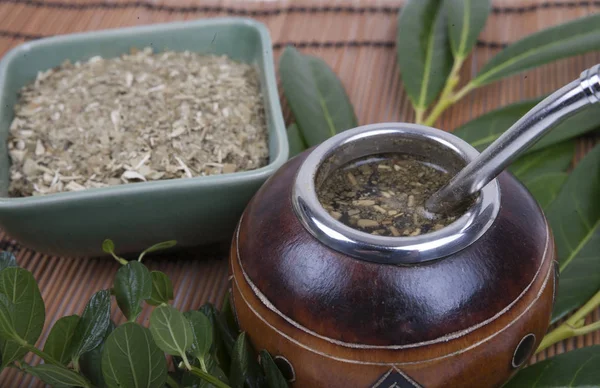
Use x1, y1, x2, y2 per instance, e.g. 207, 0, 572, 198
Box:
316, 153, 467, 237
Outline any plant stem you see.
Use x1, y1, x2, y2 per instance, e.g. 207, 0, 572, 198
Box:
199, 356, 208, 372
422, 55, 477, 127
179, 353, 193, 371
22, 343, 62, 366
537, 289, 600, 353
188, 365, 232, 388
110, 252, 128, 266
414, 107, 426, 124
166, 375, 181, 388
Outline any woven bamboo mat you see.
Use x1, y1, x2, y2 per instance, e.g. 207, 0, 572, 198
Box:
0, 0, 599, 386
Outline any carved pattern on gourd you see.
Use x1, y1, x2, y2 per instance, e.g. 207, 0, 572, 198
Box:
370, 367, 423, 388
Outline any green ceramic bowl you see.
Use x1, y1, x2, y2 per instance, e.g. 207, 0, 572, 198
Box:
0, 18, 288, 257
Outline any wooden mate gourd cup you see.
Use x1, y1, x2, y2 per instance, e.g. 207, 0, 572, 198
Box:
229, 65, 600, 387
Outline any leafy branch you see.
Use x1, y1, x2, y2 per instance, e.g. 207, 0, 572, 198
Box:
538, 289, 600, 353
419, 7, 600, 126
0, 242, 289, 388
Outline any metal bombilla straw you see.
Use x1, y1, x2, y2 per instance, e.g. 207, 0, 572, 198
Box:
426, 64, 600, 214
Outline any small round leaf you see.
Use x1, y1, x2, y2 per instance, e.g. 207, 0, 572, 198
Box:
102, 322, 168, 388
149, 305, 193, 357
184, 310, 212, 360
147, 271, 174, 306
114, 261, 152, 321
43, 315, 80, 365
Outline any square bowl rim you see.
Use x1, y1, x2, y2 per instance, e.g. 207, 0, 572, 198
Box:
0, 17, 289, 207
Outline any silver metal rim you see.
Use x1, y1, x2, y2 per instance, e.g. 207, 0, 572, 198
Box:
291, 123, 501, 264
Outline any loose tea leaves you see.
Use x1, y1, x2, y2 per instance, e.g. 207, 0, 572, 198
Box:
8, 47, 268, 197
317, 153, 465, 237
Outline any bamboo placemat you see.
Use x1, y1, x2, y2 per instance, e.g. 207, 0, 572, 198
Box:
0, 0, 599, 386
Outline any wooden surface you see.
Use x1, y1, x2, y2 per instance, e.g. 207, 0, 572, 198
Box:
0, 0, 599, 386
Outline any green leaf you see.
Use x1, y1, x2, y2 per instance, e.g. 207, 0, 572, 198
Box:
547, 144, 600, 322
204, 354, 229, 386
181, 353, 229, 388
102, 239, 115, 254
523, 172, 569, 210
0, 252, 18, 271
25, 364, 92, 388
43, 315, 80, 365
229, 332, 264, 388
279, 46, 357, 147
504, 345, 600, 387
149, 305, 193, 357
510, 141, 574, 182
453, 98, 600, 152
221, 290, 240, 336
114, 261, 152, 321
70, 290, 111, 362
287, 123, 307, 159
473, 13, 600, 86
446, 0, 491, 58
0, 267, 45, 367
509, 141, 574, 209
80, 320, 115, 388
102, 322, 168, 388
184, 310, 212, 361
147, 271, 174, 307
199, 304, 231, 375
397, 0, 452, 109
260, 351, 288, 388
214, 312, 236, 358
138, 240, 177, 262
0, 294, 18, 340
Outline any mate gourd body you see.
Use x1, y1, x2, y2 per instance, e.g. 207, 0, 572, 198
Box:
229, 124, 556, 388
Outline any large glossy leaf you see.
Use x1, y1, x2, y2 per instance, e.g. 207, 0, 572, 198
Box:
149, 305, 193, 357
509, 141, 574, 182
505, 345, 600, 387
0, 252, 17, 271
453, 98, 600, 152
279, 46, 357, 147
184, 310, 212, 362
229, 332, 264, 388
287, 123, 307, 159
397, 0, 452, 109
472, 13, 600, 86
80, 320, 115, 388
25, 364, 92, 388
114, 261, 152, 321
524, 172, 569, 210
70, 290, 111, 362
446, 0, 491, 58
260, 350, 288, 388
102, 322, 167, 388
43, 315, 80, 365
509, 141, 574, 209
0, 267, 45, 367
147, 271, 173, 307
547, 144, 600, 322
